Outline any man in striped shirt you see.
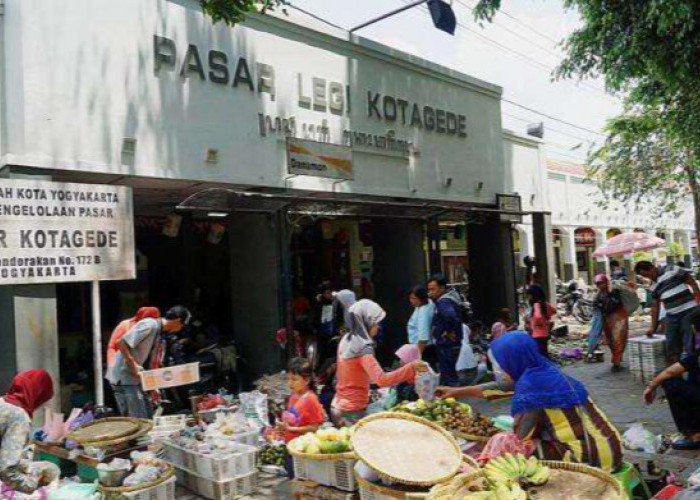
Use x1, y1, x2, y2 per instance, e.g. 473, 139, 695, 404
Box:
635, 261, 700, 362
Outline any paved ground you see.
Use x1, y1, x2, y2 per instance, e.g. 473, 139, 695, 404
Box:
175, 314, 687, 498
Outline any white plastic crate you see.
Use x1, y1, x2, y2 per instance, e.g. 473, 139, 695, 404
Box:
293, 454, 358, 492
204, 428, 260, 448
112, 475, 176, 500
627, 335, 666, 384
175, 468, 257, 500
162, 440, 257, 481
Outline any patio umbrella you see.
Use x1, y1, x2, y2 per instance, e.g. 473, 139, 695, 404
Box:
592, 232, 666, 258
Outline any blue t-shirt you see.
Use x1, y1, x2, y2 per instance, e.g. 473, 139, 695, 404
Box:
407, 302, 435, 344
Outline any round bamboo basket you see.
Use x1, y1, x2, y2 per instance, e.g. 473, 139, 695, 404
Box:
99, 463, 174, 499
67, 418, 153, 447
351, 412, 462, 487
452, 431, 491, 443
357, 456, 481, 500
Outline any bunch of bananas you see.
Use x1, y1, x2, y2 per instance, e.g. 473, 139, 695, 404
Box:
427, 473, 527, 500
484, 454, 550, 488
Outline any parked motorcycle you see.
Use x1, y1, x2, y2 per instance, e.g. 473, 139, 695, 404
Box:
557, 280, 593, 323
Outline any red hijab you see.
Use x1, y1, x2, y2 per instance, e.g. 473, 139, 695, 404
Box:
5, 370, 54, 417
107, 307, 161, 365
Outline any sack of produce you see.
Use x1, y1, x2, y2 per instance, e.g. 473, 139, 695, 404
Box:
612, 282, 641, 315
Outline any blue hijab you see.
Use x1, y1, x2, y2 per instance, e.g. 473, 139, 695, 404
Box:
491, 332, 589, 415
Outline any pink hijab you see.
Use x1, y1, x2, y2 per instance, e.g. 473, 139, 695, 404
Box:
395, 344, 421, 365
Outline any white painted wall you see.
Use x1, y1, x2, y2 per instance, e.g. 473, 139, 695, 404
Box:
503, 130, 547, 213
548, 171, 695, 232
1, 0, 507, 205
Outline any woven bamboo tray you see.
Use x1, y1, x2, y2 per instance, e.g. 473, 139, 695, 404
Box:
426, 460, 625, 500
67, 418, 153, 447
99, 463, 175, 499
352, 412, 462, 487
357, 456, 481, 500
452, 431, 490, 443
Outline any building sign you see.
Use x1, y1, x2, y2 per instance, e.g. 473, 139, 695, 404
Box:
153, 35, 470, 158
0, 179, 135, 285
287, 138, 353, 180
497, 194, 523, 223
575, 228, 597, 246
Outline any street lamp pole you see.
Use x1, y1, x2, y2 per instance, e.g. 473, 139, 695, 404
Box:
350, 0, 429, 33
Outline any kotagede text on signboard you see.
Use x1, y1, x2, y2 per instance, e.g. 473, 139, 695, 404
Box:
0, 179, 136, 285
286, 138, 353, 180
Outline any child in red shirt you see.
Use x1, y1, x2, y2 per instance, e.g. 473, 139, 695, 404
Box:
279, 357, 326, 444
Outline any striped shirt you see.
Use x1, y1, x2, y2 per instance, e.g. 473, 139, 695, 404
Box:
650, 266, 697, 316
515, 399, 623, 473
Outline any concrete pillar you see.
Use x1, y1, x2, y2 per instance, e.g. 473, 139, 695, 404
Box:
665, 229, 675, 264
372, 219, 427, 358
679, 230, 692, 268
514, 224, 533, 287
426, 217, 442, 277
559, 227, 578, 282
594, 229, 608, 275
621, 229, 634, 277
468, 218, 517, 324
0, 169, 60, 412
532, 212, 556, 302
229, 212, 284, 380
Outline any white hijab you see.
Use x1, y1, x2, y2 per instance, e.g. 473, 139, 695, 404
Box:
335, 289, 357, 327
338, 299, 386, 360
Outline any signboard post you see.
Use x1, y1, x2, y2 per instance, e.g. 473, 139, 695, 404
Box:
0, 179, 135, 407
286, 138, 353, 180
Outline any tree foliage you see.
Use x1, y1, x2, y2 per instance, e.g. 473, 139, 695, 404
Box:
199, 0, 286, 25
474, 0, 700, 237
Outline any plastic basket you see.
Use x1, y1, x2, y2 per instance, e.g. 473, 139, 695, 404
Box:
627, 335, 666, 384
175, 468, 257, 500
293, 454, 358, 492
205, 428, 260, 448
103, 475, 176, 500
162, 439, 257, 481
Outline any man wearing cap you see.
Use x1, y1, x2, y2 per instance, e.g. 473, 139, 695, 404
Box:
106, 305, 191, 418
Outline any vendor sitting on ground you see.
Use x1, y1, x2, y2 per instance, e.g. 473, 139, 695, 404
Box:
1, 370, 58, 493
644, 348, 700, 450
437, 332, 623, 472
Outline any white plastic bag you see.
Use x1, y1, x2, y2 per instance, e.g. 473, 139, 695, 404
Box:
622, 423, 661, 453
415, 365, 440, 402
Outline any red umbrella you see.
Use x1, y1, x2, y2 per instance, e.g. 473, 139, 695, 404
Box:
592, 232, 666, 258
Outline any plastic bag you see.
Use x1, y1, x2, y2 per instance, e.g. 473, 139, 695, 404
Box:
47, 482, 98, 500
622, 423, 661, 453
414, 366, 440, 402
478, 432, 534, 462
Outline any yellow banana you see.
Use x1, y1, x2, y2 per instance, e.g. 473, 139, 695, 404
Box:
524, 456, 539, 476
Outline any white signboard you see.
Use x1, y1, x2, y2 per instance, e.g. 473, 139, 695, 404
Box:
287, 138, 354, 180
0, 179, 135, 285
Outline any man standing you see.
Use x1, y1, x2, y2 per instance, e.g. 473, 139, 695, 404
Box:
427, 276, 464, 386
635, 261, 700, 363
106, 305, 190, 418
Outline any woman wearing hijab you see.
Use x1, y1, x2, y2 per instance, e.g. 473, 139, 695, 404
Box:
331, 299, 422, 427
0, 370, 57, 493
335, 290, 357, 331
593, 274, 629, 372
437, 333, 622, 472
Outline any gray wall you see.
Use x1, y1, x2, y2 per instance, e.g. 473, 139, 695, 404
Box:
468, 219, 517, 325
372, 219, 427, 356
229, 212, 285, 380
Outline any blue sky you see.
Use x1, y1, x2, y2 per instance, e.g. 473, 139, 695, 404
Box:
287, 0, 622, 163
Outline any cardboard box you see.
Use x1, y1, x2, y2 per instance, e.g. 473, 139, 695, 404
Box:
291, 480, 359, 500
139, 363, 200, 391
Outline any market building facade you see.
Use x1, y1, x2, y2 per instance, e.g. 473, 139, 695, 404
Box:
0, 0, 552, 402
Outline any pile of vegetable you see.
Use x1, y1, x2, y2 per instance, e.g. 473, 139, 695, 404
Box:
287, 427, 354, 455
259, 443, 286, 466
393, 399, 499, 438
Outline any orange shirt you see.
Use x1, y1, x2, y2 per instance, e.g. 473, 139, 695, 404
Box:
332, 355, 415, 412
284, 391, 326, 443
530, 303, 556, 339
